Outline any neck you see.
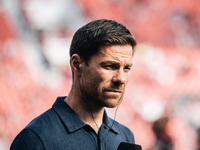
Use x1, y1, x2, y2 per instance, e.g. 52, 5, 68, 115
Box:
65, 89, 104, 134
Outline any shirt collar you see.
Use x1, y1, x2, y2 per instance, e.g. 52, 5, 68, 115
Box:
103, 110, 119, 134
52, 96, 119, 134
52, 96, 86, 133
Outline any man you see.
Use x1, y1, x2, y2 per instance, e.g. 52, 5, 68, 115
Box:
10, 19, 137, 150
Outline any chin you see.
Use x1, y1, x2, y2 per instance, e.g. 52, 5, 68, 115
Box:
105, 104, 118, 108
103, 98, 122, 108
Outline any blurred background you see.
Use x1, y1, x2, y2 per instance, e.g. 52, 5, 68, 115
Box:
0, 0, 200, 149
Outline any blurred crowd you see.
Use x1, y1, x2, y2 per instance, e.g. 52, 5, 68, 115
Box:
0, 0, 200, 149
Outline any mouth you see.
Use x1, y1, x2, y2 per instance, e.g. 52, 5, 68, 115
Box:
104, 89, 122, 94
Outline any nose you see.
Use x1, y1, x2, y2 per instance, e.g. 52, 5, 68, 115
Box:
112, 69, 128, 86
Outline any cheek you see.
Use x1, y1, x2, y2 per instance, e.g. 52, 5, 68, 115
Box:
126, 75, 130, 83
93, 72, 109, 89
86, 70, 103, 88
85, 68, 113, 90
99, 73, 114, 89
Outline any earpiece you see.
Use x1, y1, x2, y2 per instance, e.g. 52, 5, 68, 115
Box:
76, 65, 80, 71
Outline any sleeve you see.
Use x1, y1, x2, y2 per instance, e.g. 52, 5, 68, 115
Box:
10, 128, 45, 150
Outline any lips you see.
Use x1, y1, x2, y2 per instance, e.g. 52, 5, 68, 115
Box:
104, 89, 122, 93
103, 89, 123, 99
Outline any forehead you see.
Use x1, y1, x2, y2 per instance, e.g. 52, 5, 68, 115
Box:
93, 45, 133, 63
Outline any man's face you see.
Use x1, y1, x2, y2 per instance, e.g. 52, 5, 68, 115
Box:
81, 45, 133, 108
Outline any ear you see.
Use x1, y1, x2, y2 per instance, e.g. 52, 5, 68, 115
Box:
70, 54, 82, 72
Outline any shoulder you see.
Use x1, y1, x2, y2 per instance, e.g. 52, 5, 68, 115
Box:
10, 128, 44, 150
27, 109, 57, 130
111, 119, 135, 143
10, 109, 60, 150
26, 108, 66, 138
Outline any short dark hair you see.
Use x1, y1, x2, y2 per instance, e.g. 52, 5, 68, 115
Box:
70, 19, 137, 63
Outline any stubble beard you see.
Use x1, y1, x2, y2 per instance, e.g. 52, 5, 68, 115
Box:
94, 90, 125, 108
81, 77, 125, 109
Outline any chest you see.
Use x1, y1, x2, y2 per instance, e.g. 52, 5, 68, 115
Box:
42, 124, 124, 150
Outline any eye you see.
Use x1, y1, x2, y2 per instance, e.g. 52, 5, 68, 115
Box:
102, 63, 119, 70
124, 66, 131, 72
104, 64, 115, 69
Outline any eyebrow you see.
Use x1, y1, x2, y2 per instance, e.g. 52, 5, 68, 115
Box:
100, 61, 133, 67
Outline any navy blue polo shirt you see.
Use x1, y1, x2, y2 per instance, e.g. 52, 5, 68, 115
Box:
10, 97, 135, 150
